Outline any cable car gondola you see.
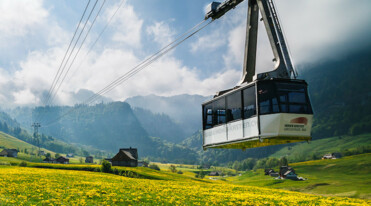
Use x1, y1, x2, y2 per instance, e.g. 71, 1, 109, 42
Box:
202, 0, 313, 150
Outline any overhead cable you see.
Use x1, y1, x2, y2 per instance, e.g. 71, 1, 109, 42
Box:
67, 0, 128, 84
48, 0, 107, 106
42, 19, 213, 127
42, 0, 92, 106
84, 20, 210, 104
44, 0, 99, 106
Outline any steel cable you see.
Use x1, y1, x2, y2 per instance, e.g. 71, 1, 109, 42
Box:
42, 19, 213, 127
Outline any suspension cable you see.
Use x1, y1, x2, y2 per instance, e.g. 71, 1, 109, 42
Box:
47, 0, 107, 107
44, 0, 99, 107
42, 0, 92, 106
66, 0, 128, 84
42, 20, 213, 127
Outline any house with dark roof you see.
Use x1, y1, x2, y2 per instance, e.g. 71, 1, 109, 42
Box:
56, 156, 69, 164
85, 156, 94, 164
279, 166, 298, 180
111, 148, 138, 167
0, 149, 18, 157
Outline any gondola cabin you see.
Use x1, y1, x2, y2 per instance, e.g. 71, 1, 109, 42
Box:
202, 79, 313, 150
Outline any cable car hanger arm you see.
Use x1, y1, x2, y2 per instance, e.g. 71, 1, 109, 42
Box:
205, 0, 297, 84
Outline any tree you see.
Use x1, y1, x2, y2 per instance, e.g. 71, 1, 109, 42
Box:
101, 160, 112, 173
266, 157, 279, 168
55, 153, 61, 159
45, 153, 51, 158
149, 164, 160, 171
279, 157, 288, 167
169, 165, 177, 173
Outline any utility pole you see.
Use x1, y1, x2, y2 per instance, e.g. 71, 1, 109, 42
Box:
31, 122, 41, 154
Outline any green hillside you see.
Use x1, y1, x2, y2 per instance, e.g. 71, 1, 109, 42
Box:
270, 133, 371, 161
0, 131, 50, 153
0, 131, 57, 163
228, 153, 371, 199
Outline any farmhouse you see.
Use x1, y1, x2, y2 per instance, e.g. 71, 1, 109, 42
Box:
0, 149, 18, 157
56, 156, 69, 164
279, 166, 297, 179
85, 156, 94, 163
111, 147, 138, 167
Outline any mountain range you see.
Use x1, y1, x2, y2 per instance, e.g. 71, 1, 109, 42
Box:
1, 48, 370, 164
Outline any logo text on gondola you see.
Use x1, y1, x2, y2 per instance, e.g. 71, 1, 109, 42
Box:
284, 124, 306, 131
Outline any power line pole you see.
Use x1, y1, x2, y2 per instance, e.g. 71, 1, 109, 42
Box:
31, 122, 41, 154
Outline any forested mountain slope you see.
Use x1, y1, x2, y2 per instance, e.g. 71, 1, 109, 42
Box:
302, 48, 371, 138
126, 94, 210, 137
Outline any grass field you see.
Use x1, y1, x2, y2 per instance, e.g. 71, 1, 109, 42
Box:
1, 166, 370, 205
228, 153, 371, 199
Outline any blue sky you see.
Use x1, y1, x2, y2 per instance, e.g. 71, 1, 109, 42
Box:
0, 0, 370, 107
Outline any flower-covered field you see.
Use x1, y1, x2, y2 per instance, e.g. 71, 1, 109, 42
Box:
0, 166, 370, 205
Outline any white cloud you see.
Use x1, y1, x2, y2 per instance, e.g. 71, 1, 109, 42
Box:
108, 4, 143, 48
190, 31, 225, 53
13, 89, 38, 106
273, 0, 371, 64
112, 56, 241, 99
146, 21, 176, 47
0, 0, 48, 37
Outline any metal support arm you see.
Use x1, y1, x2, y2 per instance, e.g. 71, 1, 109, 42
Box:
205, 0, 297, 84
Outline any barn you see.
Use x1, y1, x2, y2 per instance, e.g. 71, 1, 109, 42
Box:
111, 148, 138, 167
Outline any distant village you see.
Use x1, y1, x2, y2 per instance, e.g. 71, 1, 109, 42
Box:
0, 147, 149, 167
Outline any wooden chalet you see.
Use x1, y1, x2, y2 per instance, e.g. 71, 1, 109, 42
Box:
111, 147, 138, 167
56, 156, 69, 164
279, 166, 297, 179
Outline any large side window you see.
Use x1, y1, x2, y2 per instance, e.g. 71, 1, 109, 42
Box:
213, 98, 226, 125
258, 82, 278, 115
203, 104, 213, 129
276, 82, 313, 114
243, 86, 256, 119
226, 91, 242, 122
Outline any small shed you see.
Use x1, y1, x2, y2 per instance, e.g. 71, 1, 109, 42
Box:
209, 171, 221, 176
322, 153, 342, 160
85, 156, 94, 164
56, 156, 69, 164
0, 149, 18, 157
111, 147, 138, 167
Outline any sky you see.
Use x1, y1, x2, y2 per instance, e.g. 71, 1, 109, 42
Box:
0, 0, 370, 108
